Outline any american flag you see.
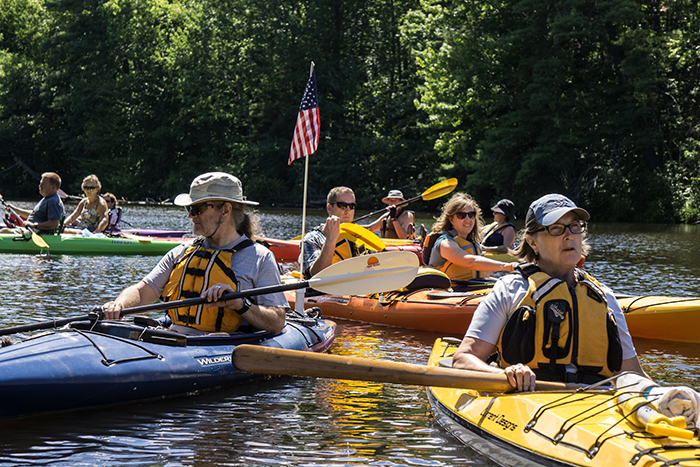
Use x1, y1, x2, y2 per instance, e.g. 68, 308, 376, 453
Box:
288, 69, 320, 165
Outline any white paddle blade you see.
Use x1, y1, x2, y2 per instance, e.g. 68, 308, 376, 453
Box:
309, 251, 419, 295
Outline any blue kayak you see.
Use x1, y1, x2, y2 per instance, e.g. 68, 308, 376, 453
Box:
0, 311, 335, 420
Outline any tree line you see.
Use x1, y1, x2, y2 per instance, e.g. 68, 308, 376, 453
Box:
1, 0, 699, 223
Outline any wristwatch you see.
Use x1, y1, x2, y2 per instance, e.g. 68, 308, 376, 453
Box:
235, 298, 252, 315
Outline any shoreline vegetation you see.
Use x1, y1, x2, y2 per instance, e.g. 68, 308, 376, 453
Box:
1, 0, 700, 224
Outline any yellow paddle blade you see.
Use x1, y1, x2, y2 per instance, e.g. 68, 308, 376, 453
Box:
421, 178, 458, 201
31, 231, 50, 249
120, 233, 153, 243
339, 223, 386, 251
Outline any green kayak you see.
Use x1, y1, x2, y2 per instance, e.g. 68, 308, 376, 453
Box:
0, 232, 184, 256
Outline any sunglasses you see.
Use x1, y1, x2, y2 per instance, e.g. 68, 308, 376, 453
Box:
536, 220, 587, 236
186, 203, 216, 216
454, 211, 477, 220
334, 201, 357, 210
83, 186, 98, 191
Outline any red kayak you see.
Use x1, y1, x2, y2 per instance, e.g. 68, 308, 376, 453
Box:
262, 236, 423, 264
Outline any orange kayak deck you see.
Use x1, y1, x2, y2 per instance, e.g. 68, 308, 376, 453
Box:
286, 288, 492, 335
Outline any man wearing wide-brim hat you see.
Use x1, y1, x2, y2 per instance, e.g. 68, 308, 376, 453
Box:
102, 172, 286, 335
365, 189, 416, 240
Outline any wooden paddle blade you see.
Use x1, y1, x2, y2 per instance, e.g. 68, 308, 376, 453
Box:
232, 345, 571, 392
421, 178, 458, 201
309, 251, 419, 295
339, 223, 386, 251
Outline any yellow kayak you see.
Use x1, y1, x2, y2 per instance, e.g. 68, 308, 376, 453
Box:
428, 337, 700, 467
617, 295, 700, 344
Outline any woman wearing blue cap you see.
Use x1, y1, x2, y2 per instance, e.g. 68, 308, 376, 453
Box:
451, 194, 647, 391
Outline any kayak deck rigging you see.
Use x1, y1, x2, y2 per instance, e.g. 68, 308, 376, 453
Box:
430, 338, 700, 467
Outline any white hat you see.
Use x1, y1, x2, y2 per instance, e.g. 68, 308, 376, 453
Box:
382, 190, 405, 205
174, 172, 258, 207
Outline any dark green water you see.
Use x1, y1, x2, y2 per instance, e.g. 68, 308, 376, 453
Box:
0, 203, 699, 466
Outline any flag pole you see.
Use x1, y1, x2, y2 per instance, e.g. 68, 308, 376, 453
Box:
295, 62, 315, 312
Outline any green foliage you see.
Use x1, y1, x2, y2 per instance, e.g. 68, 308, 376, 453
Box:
0, 0, 699, 223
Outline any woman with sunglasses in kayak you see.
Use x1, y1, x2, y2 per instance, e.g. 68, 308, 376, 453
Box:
426, 192, 518, 283
63, 174, 109, 234
451, 194, 648, 391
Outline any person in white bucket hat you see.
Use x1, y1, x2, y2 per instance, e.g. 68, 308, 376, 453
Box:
102, 172, 286, 335
366, 189, 416, 240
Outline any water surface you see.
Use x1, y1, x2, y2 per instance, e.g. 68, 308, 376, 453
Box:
0, 203, 699, 466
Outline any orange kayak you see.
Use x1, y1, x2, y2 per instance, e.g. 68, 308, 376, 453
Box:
258, 237, 301, 263
287, 286, 700, 343
286, 287, 492, 335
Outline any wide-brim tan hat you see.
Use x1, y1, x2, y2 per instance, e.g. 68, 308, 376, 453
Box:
174, 172, 258, 207
382, 189, 405, 205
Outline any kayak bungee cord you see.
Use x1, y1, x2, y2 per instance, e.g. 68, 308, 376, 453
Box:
621, 295, 700, 313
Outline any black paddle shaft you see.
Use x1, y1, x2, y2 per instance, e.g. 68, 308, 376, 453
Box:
117, 280, 312, 317
0, 313, 101, 336
353, 195, 419, 223
0, 280, 314, 337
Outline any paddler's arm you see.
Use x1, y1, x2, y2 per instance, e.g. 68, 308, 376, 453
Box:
6, 203, 30, 218
393, 209, 415, 240
25, 218, 61, 231
307, 216, 342, 278
102, 281, 159, 320
452, 336, 537, 392
440, 239, 518, 273
617, 356, 652, 379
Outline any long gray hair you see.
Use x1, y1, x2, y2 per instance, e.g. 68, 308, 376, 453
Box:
229, 202, 260, 239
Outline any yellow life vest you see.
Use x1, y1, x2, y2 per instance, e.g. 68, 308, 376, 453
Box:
331, 237, 366, 264
161, 238, 254, 333
497, 264, 623, 383
435, 234, 483, 281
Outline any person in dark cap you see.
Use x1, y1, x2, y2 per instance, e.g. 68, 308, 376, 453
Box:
102, 172, 287, 335
451, 193, 647, 391
481, 199, 517, 254
365, 189, 416, 240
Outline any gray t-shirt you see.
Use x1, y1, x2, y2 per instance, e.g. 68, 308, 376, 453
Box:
466, 273, 637, 360
142, 235, 288, 308
28, 194, 65, 231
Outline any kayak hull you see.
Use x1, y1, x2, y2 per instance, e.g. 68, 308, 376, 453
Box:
0, 232, 183, 255
428, 338, 700, 467
0, 314, 335, 419
617, 295, 700, 344
287, 288, 491, 334
261, 237, 302, 263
